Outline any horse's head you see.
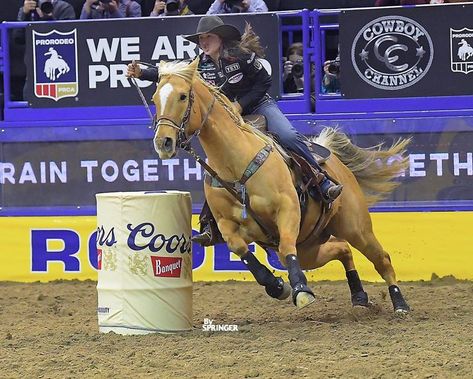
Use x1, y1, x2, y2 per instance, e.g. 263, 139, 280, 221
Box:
152, 59, 200, 159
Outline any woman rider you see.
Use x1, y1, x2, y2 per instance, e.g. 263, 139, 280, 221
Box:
127, 15, 342, 246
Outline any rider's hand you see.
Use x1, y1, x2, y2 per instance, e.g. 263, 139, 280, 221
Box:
232, 101, 242, 114
23, 0, 37, 13
126, 60, 142, 78
153, 0, 166, 13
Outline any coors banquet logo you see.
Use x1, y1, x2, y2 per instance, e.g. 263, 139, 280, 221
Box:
351, 16, 434, 90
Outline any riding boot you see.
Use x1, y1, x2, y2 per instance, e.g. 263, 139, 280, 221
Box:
191, 201, 224, 247
309, 160, 343, 203
320, 176, 343, 202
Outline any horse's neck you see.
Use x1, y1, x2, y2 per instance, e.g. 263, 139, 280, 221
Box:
193, 81, 263, 181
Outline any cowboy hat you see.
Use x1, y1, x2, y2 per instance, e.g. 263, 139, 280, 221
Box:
184, 16, 241, 44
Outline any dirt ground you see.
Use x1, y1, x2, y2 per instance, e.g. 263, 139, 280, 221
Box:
0, 277, 472, 379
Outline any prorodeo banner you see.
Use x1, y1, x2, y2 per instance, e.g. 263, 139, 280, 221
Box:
339, 4, 473, 98
24, 13, 281, 108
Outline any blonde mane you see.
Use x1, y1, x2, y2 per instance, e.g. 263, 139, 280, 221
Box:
158, 60, 196, 82
158, 60, 289, 160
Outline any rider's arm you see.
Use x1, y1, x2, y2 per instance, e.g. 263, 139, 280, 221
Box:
140, 66, 159, 82
236, 53, 272, 111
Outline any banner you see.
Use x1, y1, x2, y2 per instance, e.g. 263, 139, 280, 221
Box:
24, 14, 281, 107
1, 131, 472, 209
0, 212, 472, 282
339, 4, 473, 98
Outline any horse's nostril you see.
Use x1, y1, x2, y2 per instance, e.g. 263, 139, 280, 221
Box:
163, 137, 173, 152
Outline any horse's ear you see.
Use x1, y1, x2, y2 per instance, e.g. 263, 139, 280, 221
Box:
188, 58, 200, 75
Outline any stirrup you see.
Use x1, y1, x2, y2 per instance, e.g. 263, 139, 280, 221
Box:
326, 184, 343, 201
191, 230, 213, 247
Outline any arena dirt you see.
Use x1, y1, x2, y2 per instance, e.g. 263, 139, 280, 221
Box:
0, 277, 472, 378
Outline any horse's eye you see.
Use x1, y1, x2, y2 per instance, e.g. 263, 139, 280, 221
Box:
180, 94, 187, 101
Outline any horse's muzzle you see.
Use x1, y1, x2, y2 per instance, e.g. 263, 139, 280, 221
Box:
154, 136, 176, 158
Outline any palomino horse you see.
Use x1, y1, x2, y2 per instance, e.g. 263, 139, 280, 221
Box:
152, 59, 410, 313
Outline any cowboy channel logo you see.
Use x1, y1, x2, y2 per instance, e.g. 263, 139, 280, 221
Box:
351, 16, 433, 90
450, 28, 473, 74
32, 29, 78, 101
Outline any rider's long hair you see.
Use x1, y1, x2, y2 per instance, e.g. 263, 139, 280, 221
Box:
224, 23, 266, 59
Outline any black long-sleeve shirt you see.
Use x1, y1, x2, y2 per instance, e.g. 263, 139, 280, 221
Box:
140, 51, 272, 115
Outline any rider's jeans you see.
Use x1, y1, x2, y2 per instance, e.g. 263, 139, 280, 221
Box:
252, 97, 319, 167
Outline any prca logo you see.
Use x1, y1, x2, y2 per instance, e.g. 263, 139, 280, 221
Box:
32, 29, 79, 101
351, 16, 433, 90
450, 28, 473, 74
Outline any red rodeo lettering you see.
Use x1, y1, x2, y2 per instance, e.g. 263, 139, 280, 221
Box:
150, 256, 182, 278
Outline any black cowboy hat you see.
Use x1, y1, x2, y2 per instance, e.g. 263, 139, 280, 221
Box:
184, 16, 241, 45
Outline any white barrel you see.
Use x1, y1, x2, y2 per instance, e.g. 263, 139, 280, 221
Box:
96, 191, 192, 335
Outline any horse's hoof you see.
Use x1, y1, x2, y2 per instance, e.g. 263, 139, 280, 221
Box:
394, 308, 410, 317
277, 281, 291, 300
265, 277, 291, 300
351, 291, 369, 307
389, 285, 410, 314
295, 291, 316, 309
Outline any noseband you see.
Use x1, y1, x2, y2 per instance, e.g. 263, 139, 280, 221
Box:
153, 89, 195, 148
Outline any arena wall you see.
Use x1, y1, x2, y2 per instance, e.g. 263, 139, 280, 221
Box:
1, 212, 471, 282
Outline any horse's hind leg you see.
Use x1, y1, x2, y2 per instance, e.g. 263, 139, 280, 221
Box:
300, 238, 368, 307
348, 231, 410, 313
322, 239, 369, 306
219, 220, 291, 301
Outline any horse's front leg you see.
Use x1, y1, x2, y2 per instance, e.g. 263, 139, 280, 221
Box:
276, 196, 316, 309
218, 218, 290, 301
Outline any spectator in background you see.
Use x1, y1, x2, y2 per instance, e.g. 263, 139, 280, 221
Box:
150, 0, 194, 16
80, 0, 141, 18
375, 0, 428, 5
282, 42, 306, 93
18, 0, 76, 21
206, 0, 267, 14
321, 55, 340, 94
187, 0, 213, 13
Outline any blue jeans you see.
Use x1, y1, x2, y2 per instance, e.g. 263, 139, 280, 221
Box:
251, 97, 319, 168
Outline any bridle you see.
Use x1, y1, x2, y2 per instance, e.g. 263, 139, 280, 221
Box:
129, 60, 217, 149
147, 83, 215, 149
